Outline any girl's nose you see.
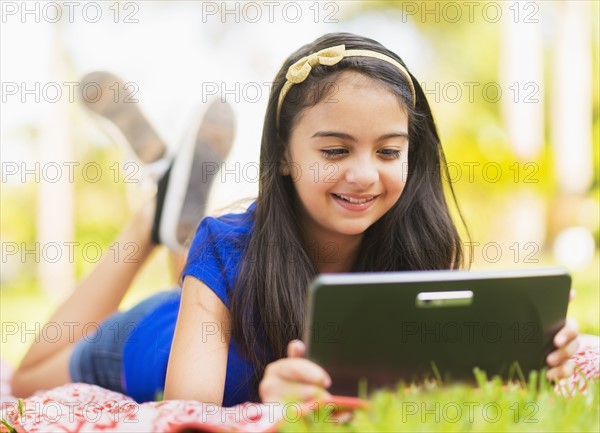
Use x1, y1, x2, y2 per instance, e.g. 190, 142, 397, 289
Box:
344, 156, 379, 188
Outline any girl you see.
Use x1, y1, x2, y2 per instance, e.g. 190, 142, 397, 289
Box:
12, 32, 580, 407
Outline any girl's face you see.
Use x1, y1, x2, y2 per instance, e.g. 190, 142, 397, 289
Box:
285, 71, 409, 241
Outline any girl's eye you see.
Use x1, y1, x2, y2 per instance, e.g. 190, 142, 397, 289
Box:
320, 149, 348, 159
378, 149, 401, 159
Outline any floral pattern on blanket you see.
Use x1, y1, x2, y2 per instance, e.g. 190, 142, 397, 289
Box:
0, 382, 288, 432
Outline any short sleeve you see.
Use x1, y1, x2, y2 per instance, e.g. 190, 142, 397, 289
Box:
180, 204, 254, 309
181, 217, 230, 308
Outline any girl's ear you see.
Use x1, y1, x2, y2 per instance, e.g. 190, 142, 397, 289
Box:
279, 149, 291, 176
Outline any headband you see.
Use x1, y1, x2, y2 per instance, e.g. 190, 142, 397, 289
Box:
276, 44, 416, 129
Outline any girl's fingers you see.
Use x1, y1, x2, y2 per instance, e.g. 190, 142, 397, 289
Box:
554, 317, 579, 347
260, 376, 331, 403
569, 289, 576, 302
267, 358, 331, 388
287, 340, 306, 358
275, 382, 331, 402
546, 361, 576, 382
279, 358, 332, 387
260, 359, 331, 403
547, 337, 580, 367
260, 346, 332, 404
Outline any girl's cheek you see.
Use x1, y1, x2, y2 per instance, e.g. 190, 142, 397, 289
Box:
383, 164, 407, 188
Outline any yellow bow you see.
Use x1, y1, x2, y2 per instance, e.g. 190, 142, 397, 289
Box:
285, 45, 346, 84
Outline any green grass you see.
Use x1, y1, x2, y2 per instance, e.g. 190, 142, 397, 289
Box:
280, 370, 599, 432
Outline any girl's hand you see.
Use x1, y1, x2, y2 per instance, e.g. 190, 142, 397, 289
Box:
259, 340, 332, 404
546, 289, 580, 381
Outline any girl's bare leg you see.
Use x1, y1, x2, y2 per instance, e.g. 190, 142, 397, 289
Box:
11, 201, 156, 397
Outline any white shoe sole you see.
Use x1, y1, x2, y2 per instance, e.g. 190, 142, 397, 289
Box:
79, 71, 167, 164
159, 98, 235, 252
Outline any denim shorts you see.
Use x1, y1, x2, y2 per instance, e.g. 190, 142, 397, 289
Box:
68, 288, 181, 393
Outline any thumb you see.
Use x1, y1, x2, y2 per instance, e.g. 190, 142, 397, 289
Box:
287, 339, 306, 358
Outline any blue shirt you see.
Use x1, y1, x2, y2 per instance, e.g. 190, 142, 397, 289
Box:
122, 203, 256, 406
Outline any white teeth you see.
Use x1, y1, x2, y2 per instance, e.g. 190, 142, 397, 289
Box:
335, 194, 375, 204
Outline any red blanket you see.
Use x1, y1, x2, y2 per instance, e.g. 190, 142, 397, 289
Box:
1, 336, 598, 433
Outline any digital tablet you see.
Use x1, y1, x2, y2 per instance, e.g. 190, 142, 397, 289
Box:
303, 268, 571, 396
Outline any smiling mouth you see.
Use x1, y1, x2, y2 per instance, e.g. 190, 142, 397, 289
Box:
332, 193, 378, 204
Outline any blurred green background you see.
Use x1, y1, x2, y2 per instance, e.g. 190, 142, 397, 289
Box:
1, 1, 598, 369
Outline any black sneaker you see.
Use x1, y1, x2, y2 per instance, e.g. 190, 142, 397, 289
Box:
151, 99, 236, 252
79, 71, 167, 164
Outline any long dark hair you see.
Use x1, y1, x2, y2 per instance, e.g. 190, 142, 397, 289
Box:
229, 32, 469, 400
